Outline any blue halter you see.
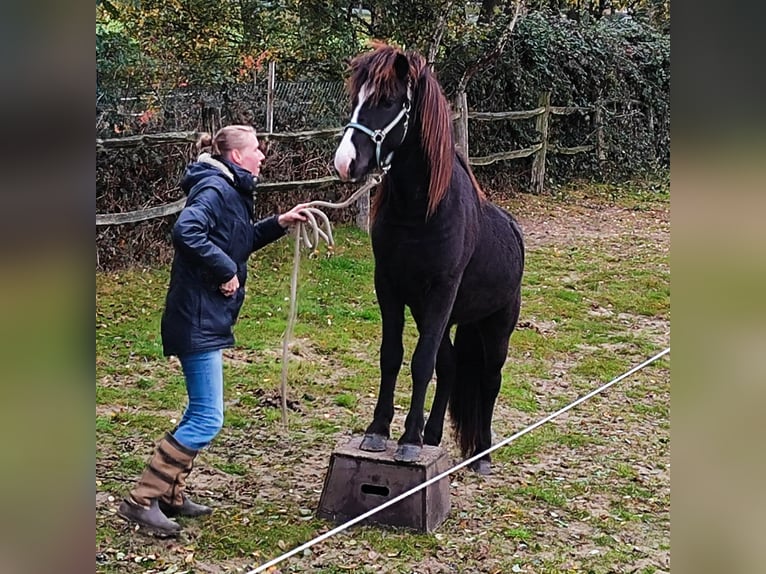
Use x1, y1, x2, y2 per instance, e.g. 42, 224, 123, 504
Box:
344, 97, 411, 173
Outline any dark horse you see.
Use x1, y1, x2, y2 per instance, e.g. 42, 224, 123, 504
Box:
334, 43, 524, 474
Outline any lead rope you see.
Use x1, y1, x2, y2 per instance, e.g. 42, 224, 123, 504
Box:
280, 173, 383, 425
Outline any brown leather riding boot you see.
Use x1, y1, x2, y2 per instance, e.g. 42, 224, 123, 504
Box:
157, 444, 213, 518
117, 433, 196, 534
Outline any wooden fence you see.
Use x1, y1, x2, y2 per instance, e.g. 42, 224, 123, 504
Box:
96, 89, 599, 230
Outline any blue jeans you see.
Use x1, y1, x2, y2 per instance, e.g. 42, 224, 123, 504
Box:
172, 349, 224, 451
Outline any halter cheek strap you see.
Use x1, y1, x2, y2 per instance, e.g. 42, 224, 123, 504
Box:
344, 90, 412, 173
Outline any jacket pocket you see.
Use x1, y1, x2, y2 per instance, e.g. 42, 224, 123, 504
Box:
199, 289, 237, 337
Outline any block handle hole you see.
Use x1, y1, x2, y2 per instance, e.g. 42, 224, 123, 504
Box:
361, 484, 390, 497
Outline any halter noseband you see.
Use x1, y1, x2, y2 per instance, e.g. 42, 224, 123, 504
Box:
344, 85, 412, 173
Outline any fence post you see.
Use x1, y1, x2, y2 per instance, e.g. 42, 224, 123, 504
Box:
266, 61, 276, 134
594, 101, 606, 167
453, 91, 469, 157
355, 191, 370, 233
202, 105, 221, 135
530, 91, 551, 195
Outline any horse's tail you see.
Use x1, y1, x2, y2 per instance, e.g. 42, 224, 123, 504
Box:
448, 322, 484, 458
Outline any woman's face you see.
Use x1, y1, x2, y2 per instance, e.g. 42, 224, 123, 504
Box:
231, 133, 265, 176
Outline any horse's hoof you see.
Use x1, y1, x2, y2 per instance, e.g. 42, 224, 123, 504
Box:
360, 433, 387, 452
423, 433, 441, 446
394, 444, 422, 463
468, 459, 492, 475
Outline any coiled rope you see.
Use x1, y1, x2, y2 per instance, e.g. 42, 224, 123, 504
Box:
279, 173, 383, 424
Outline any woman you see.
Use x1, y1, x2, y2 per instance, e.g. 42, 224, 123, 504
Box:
118, 125, 309, 534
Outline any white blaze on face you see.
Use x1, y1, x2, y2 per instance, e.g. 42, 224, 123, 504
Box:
334, 83, 373, 181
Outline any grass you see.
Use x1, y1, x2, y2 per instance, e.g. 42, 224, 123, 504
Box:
96, 180, 669, 573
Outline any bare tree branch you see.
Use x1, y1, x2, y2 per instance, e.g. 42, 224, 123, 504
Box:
457, 0, 524, 93
427, 0, 455, 67
348, 8, 375, 37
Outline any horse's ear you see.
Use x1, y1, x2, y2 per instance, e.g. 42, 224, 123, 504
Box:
394, 53, 409, 82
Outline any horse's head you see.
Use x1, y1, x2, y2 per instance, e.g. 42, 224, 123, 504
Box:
334, 43, 415, 182
335, 43, 456, 216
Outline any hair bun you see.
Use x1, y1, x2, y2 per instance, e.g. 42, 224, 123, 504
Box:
196, 132, 214, 154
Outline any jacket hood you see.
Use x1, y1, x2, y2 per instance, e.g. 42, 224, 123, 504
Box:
180, 153, 258, 198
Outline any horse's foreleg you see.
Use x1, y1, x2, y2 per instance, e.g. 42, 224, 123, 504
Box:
394, 333, 439, 461
361, 284, 405, 452
395, 292, 457, 462
424, 332, 455, 446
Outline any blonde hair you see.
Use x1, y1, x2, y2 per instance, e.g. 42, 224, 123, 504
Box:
197, 125, 257, 160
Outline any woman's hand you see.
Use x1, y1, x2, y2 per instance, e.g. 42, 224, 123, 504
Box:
219, 274, 240, 297
278, 203, 310, 228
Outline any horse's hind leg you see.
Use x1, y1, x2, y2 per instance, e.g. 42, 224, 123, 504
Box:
424, 331, 455, 446
470, 299, 520, 475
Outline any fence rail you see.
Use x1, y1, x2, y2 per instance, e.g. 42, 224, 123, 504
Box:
468, 143, 542, 166
97, 91, 603, 226
95, 176, 342, 226
96, 127, 343, 151
468, 107, 545, 121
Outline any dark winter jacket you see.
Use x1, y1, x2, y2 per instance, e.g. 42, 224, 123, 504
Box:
161, 154, 286, 356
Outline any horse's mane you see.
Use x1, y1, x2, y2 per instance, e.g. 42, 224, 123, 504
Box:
349, 42, 483, 218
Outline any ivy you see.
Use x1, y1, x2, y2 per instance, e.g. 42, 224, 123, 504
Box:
438, 10, 669, 184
